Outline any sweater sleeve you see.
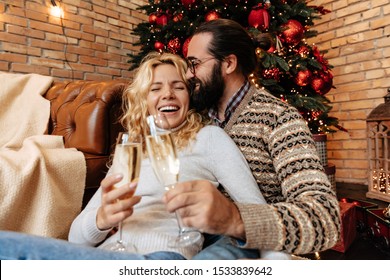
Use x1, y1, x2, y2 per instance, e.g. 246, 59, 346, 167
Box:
68, 183, 112, 246
203, 126, 266, 205
233, 106, 341, 255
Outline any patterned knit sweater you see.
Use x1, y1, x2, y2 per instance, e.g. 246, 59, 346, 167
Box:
225, 85, 341, 255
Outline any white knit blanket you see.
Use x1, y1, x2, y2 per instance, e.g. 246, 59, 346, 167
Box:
0, 73, 86, 239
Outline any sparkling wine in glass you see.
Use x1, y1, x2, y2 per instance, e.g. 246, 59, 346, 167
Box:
145, 113, 203, 247
105, 132, 142, 252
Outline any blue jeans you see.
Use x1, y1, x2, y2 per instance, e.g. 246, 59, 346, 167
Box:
192, 234, 260, 260
0, 231, 259, 260
0, 231, 185, 260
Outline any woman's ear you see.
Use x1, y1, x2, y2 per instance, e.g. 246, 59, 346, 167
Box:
223, 54, 238, 75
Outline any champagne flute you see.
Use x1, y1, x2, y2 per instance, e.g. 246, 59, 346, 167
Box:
105, 132, 142, 252
145, 113, 203, 247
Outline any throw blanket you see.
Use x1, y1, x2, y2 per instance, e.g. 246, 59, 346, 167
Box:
0, 73, 86, 239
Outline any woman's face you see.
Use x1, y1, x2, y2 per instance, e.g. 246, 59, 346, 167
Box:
147, 63, 190, 129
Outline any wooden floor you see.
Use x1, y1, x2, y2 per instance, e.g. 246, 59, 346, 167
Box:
302, 182, 390, 260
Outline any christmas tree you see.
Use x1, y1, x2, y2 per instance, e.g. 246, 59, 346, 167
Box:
129, 0, 345, 134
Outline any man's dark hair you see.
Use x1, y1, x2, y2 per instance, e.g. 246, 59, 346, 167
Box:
194, 19, 258, 77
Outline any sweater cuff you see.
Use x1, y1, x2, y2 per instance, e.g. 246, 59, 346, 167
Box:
235, 203, 281, 250
83, 210, 112, 244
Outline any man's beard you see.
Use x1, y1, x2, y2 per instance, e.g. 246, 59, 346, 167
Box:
189, 62, 225, 113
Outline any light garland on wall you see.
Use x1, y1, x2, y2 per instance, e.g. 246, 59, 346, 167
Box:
47, 0, 73, 80
50, 0, 64, 18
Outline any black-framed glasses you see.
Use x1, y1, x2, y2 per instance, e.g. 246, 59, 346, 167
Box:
186, 57, 215, 74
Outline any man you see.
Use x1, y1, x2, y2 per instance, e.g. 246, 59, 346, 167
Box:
163, 19, 341, 259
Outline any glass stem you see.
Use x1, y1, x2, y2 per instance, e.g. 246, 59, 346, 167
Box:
117, 221, 123, 244
174, 210, 185, 234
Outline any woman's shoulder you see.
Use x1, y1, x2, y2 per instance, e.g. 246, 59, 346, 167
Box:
196, 125, 234, 145
198, 125, 226, 136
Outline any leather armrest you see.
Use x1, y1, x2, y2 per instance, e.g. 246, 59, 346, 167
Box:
44, 80, 127, 205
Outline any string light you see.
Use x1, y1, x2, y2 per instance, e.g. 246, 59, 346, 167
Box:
50, 0, 64, 18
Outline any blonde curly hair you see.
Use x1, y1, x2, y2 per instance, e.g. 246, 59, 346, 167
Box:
120, 52, 209, 151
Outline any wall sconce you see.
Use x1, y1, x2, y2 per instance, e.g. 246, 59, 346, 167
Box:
50, 0, 64, 18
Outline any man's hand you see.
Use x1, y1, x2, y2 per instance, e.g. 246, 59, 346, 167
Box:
96, 173, 141, 231
163, 180, 246, 240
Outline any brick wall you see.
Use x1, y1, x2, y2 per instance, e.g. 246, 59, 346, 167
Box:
309, 0, 390, 185
0, 0, 147, 80
1, 0, 390, 186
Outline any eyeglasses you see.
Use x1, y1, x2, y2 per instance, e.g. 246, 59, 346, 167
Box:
186, 57, 215, 74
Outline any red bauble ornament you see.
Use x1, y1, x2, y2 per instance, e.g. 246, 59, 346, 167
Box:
154, 41, 165, 52
149, 13, 157, 24
181, 0, 196, 8
205, 10, 220, 22
262, 67, 281, 81
311, 71, 333, 95
267, 45, 276, 53
295, 69, 312, 87
280, 19, 304, 46
248, 5, 270, 31
182, 37, 191, 57
173, 13, 183, 22
156, 13, 169, 26
167, 37, 181, 54
296, 45, 310, 57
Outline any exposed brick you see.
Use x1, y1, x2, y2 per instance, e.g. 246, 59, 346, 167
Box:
7, 25, 45, 39
66, 45, 92, 56
79, 55, 107, 66
371, 15, 390, 29
0, 52, 27, 63
11, 63, 50, 75
1, 0, 389, 187
68, 63, 95, 72
42, 49, 78, 62
96, 66, 121, 76
1, 0, 24, 7
30, 57, 64, 69
84, 72, 112, 81
46, 33, 78, 45
51, 68, 83, 80
83, 25, 109, 37
30, 38, 64, 51
25, 10, 49, 22
0, 61, 9, 71
30, 20, 63, 34
0, 14, 28, 26
95, 51, 121, 62
65, 29, 95, 42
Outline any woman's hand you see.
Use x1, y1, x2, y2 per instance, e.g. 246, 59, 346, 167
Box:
96, 173, 141, 231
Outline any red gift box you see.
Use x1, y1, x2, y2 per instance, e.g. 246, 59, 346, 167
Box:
331, 201, 357, 253
339, 198, 378, 233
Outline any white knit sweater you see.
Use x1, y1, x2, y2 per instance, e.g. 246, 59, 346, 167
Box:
69, 125, 273, 259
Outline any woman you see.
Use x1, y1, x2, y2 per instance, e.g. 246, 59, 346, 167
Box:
0, 52, 287, 260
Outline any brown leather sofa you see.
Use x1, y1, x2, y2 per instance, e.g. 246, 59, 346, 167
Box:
44, 80, 128, 207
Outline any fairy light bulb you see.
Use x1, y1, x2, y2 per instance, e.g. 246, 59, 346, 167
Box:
50, 5, 63, 17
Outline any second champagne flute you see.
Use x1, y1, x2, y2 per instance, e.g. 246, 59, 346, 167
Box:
145, 113, 203, 247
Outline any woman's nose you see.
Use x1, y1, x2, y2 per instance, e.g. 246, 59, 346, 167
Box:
162, 87, 174, 98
